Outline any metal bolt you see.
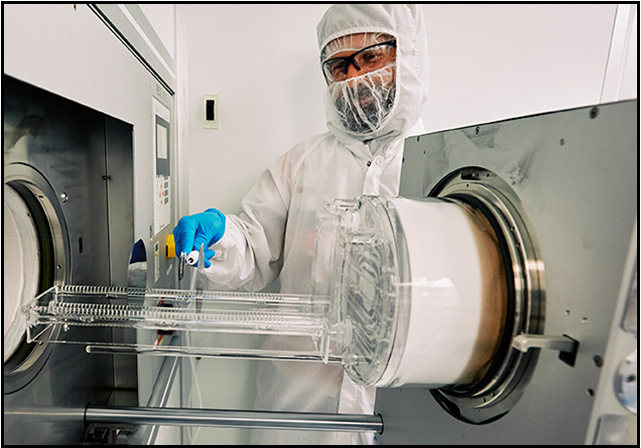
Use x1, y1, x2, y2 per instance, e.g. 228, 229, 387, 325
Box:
593, 355, 603, 367
60, 192, 68, 203
475, 126, 480, 135
590, 107, 599, 119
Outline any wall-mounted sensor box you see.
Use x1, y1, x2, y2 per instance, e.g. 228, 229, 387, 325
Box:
204, 95, 219, 129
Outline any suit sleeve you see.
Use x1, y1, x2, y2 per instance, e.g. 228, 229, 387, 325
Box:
204, 152, 293, 292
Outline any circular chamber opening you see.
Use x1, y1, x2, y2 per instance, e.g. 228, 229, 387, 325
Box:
3, 164, 69, 392
316, 167, 544, 425
427, 167, 545, 424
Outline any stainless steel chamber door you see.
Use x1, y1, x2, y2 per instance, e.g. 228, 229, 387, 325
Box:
3, 74, 135, 445
375, 100, 637, 444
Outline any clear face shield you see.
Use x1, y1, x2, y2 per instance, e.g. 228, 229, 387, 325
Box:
321, 33, 397, 135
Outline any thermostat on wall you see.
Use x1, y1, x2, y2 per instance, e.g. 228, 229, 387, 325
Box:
204, 94, 219, 129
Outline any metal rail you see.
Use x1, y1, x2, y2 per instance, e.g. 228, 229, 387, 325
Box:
85, 406, 384, 433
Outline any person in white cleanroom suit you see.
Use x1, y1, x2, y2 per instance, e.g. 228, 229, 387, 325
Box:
174, 4, 429, 444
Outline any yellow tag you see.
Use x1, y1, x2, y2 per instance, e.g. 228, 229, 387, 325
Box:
166, 234, 177, 259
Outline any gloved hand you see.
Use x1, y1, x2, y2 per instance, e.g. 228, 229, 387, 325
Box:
173, 208, 226, 268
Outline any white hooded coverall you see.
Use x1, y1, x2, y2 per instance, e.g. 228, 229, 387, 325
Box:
205, 4, 429, 444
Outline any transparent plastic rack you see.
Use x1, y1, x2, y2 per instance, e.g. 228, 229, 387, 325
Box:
23, 285, 341, 363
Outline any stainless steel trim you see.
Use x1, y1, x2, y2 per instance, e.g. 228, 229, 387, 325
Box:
85, 406, 384, 433
88, 4, 175, 95
132, 344, 181, 444
429, 168, 545, 423
3, 164, 69, 389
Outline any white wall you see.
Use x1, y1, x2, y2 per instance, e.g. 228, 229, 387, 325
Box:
421, 4, 618, 131
186, 4, 329, 216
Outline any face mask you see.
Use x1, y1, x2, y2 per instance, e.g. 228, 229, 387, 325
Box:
329, 65, 396, 135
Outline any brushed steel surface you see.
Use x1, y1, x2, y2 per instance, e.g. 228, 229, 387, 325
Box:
3, 75, 135, 445
377, 100, 638, 444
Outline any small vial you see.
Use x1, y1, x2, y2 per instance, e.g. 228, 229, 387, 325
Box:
185, 251, 200, 266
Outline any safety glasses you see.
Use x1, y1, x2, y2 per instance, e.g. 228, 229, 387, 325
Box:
322, 40, 397, 83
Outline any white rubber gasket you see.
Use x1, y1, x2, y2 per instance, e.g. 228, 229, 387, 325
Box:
4, 184, 40, 362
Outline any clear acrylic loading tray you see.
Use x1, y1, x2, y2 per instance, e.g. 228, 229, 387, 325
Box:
23, 285, 341, 363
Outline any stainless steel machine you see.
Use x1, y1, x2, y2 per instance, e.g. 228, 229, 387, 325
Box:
3, 74, 137, 443
3, 4, 182, 444
375, 100, 638, 444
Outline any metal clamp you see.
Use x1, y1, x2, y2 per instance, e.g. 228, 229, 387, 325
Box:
512, 334, 579, 366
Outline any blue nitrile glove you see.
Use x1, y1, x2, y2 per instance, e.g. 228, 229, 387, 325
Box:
173, 208, 226, 268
